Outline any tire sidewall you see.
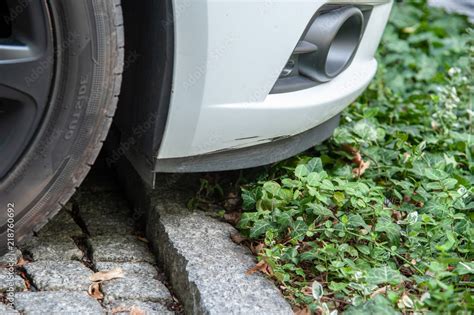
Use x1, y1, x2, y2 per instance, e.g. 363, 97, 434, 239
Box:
1, 0, 120, 251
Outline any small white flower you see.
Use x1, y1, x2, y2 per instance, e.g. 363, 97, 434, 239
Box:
354, 271, 363, 281
420, 292, 431, 302
448, 67, 461, 77
457, 186, 467, 196
407, 211, 419, 225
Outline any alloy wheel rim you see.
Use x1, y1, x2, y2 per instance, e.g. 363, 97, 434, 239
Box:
0, 0, 54, 179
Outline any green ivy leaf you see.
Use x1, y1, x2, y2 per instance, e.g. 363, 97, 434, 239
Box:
306, 158, 324, 172
348, 214, 370, 229
435, 230, 456, 252
307, 203, 334, 217
306, 172, 321, 186
241, 189, 256, 211
249, 220, 272, 239
366, 266, 403, 286
345, 295, 399, 315
295, 165, 309, 179
290, 219, 308, 241
375, 216, 401, 245
424, 169, 449, 181
333, 192, 346, 205
263, 181, 282, 197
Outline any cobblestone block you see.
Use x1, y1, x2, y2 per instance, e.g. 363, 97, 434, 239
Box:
36, 209, 83, 238
25, 261, 92, 292
0, 268, 25, 293
107, 300, 173, 315
102, 275, 172, 304
14, 291, 104, 314
0, 250, 22, 266
90, 235, 155, 263
23, 236, 83, 261
0, 303, 19, 314
95, 262, 158, 278
83, 214, 135, 236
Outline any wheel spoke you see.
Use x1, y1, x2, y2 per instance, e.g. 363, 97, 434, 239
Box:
6, 0, 50, 50
0, 0, 53, 107
0, 49, 53, 107
0, 42, 33, 60
0, 0, 54, 179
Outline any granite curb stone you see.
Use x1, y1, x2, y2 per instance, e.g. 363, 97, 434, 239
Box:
147, 202, 293, 315
116, 163, 294, 315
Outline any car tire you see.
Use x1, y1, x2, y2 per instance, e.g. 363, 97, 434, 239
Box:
0, 0, 124, 255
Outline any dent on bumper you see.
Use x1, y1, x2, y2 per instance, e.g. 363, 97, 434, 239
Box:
157, 0, 392, 162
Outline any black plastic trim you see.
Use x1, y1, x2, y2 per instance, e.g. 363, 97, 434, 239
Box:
114, 0, 174, 182
155, 114, 340, 173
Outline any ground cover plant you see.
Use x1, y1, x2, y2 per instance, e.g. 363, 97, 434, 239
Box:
193, 0, 473, 313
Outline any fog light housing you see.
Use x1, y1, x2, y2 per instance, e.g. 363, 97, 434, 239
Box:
300, 6, 364, 82
271, 5, 369, 94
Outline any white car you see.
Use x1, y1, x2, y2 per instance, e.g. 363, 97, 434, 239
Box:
0, 0, 392, 254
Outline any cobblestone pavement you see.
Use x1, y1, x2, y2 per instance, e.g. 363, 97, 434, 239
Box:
0, 168, 182, 314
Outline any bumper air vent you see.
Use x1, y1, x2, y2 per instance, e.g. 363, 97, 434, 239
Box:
271, 5, 372, 94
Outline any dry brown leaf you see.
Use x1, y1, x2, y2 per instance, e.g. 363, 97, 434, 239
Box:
403, 152, 411, 162
88, 282, 104, 300
301, 286, 313, 297
111, 307, 127, 314
230, 232, 247, 244
224, 192, 241, 211
250, 242, 265, 255
16, 256, 28, 267
294, 306, 311, 315
246, 260, 273, 276
353, 160, 371, 177
223, 212, 241, 225
19, 271, 31, 290
392, 211, 403, 221
370, 286, 388, 298
90, 268, 125, 282
136, 236, 149, 244
342, 144, 371, 177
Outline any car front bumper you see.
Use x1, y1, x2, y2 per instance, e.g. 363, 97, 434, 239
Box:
156, 0, 393, 171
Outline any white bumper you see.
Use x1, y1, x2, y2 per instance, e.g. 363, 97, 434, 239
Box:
158, 0, 393, 159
